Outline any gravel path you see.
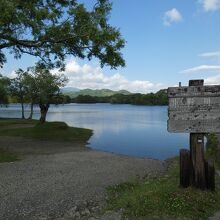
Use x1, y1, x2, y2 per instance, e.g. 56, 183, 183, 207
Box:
0, 137, 166, 220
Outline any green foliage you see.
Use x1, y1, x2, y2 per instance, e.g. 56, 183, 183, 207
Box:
206, 133, 218, 150
65, 88, 131, 98
50, 94, 72, 104
9, 66, 68, 121
22, 70, 38, 103
106, 159, 220, 220
72, 89, 168, 105
75, 95, 99, 103
9, 69, 27, 103
206, 133, 220, 168
7, 67, 70, 106
31, 66, 68, 104
0, 149, 18, 163
109, 90, 168, 105
0, 119, 92, 142
0, 74, 10, 104
0, 0, 125, 69
9, 69, 30, 118
33, 66, 68, 122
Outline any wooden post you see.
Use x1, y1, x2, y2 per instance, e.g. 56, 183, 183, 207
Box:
168, 79, 218, 190
190, 133, 206, 189
180, 149, 191, 188
188, 80, 207, 189
205, 160, 215, 191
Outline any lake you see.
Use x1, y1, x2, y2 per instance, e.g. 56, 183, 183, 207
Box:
0, 103, 188, 160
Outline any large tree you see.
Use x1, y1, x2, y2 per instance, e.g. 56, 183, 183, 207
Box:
0, 0, 125, 69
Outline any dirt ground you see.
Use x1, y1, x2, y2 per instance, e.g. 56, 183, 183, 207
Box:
0, 136, 166, 220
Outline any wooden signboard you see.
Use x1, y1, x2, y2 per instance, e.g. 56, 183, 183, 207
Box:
167, 80, 216, 190
168, 82, 220, 133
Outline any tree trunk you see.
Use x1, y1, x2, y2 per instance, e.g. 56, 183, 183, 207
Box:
21, 101, 25, 119
28, 102, 34, 119
39, 103, 49, 123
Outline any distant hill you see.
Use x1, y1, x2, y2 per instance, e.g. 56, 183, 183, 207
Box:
63, 88, 131, 98
70, 88, 168, 105
61, 87, 80, 93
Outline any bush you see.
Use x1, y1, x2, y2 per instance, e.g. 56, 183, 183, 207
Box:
206, 133, 220, 167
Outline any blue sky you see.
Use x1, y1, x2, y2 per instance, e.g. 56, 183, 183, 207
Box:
2, 0, 220, 93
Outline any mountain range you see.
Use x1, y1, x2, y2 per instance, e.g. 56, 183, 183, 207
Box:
62, 88, 131, 98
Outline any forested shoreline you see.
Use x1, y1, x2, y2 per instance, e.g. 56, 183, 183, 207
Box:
71, 89, 168, 105
4, 89, 168, 106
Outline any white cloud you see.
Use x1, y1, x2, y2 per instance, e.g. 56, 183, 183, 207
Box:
6, 70, 17, 79
199, 51, 220, 60
205, 74, 220, 84
200, 0, 220, 11
163, 8, 183, 26
199, 51, 220, 64
181, 65, 220, 74
60, 60, 164, 93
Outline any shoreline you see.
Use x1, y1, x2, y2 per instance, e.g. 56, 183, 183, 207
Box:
0, 135, 167, 164
0, 135, 166, 220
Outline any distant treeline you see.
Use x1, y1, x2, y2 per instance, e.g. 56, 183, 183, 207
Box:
8, 90, 168, 106
70, 89, 168, 105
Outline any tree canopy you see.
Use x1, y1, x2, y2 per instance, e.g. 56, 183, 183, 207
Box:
5, 66, 67, 121
9, 69, 27, 118
28, 66, 68, 122
0, 0, 125, 69
0, 74, 10, 104
72, 89, 168, 105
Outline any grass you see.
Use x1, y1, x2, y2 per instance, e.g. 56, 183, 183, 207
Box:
0, 118, 36, 126
106, 158, 220, 220
0, 149, 19, 163
0, 118, 93, 142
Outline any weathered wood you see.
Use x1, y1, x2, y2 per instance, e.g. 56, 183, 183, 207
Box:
168, 81, 220, 133
189, 79, 204, 86
168, 85, 220, 98
169, 97, 220, 110
190, 133, 206, 189
168, 119, 220, 133
180, 149, 191, 188
169, 109, 220, 120
205, 160, 215, 191
168, 80, 216, 190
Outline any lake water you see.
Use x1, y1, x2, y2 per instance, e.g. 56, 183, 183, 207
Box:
0, 103, 189, 160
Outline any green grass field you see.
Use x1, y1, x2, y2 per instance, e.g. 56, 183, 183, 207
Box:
0, 118, 92, 142
106, 158, 220, 220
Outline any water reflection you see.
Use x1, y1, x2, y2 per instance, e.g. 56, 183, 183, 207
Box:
0, 104, 188, 160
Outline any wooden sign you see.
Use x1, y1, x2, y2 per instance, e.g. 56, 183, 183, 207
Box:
168, 81, 220, 133
168, 80, 216, 191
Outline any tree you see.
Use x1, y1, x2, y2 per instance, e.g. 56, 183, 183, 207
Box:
0, 0, 125, 69
32, 66, 68, 123
0, 74, 10, 105
9, 69, 27, 119
23, 70, 38, 119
